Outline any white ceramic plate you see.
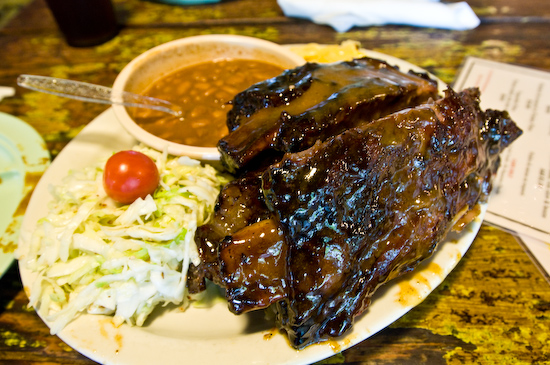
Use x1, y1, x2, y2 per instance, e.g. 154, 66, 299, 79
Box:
18, 51, 484, 365
0, 112, 49, 278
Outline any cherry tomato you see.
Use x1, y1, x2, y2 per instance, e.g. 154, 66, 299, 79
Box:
103, 150, 160, 204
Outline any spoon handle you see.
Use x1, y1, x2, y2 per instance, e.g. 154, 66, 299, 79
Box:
17, 74, 182, 117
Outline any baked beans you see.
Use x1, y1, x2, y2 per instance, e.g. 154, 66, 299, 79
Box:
131, 59, 285, 147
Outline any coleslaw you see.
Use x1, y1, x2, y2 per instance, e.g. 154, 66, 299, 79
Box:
19, 145, 230, 334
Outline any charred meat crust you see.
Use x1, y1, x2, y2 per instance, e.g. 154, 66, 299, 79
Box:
190, 171, 272, 293
261, 88, 521, 347
218, 57, 439, 174
195, 85, 521, 349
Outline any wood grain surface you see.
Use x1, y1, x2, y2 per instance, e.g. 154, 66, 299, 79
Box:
1, 0, 549, 363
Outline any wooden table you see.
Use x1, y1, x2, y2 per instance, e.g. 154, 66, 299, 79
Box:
1, 0, 550, 363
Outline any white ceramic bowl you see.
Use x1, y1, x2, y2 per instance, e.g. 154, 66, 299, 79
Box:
112, 34, 305, 161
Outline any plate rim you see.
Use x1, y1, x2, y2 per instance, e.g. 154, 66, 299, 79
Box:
17, 49, 483, 365
0, 111, 49, 279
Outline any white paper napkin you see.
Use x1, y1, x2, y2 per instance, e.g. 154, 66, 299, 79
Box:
278, 0, 480, 32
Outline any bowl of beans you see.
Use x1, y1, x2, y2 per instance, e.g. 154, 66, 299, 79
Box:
112, 34, 305, 161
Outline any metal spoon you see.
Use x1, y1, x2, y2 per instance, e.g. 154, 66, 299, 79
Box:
17, 74, 183, 117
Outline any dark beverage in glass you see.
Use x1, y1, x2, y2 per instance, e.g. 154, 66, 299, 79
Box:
45, 0, 119, 47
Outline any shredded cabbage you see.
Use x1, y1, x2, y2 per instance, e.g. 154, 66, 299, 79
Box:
22, 145, 230, 334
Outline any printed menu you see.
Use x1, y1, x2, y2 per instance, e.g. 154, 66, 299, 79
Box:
454, 57, 550, 278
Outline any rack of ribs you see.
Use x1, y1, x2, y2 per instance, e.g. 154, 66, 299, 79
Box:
218, 57, 439, 173
194, 63, 521, 348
